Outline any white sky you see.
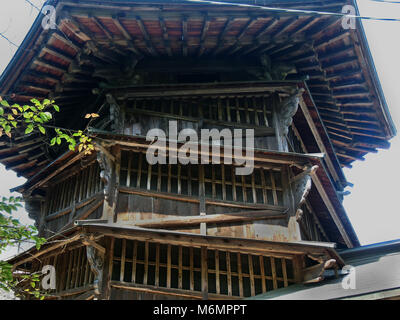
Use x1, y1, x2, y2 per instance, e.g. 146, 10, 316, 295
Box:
0, 0, 399, 260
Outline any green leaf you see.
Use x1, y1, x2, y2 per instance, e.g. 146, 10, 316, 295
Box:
0, 107, 3, 116
30, 98, 40, 106
38, 125, 46, 134
56, 137, 61, 145
50, 137, 56, 146
44, 112, 52, 120
53, 104, 59, 112
25, 125, 34, 134
1, 100, 9, 107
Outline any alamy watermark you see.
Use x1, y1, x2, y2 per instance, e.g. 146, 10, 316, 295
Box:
146, 121, 255, 175
341, 265, 356, 290
41, 5, 57, 30
342, 5, 357, 30
41, 265, 56, 290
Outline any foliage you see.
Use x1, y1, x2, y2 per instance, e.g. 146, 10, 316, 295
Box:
0, 97, 96, 155
0, 196, 46, 298
0, 97, 99, 298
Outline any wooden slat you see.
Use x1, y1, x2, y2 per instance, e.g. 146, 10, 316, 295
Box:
237, 252, 243, 297
178, 246, 183, 289
271, 257, 278, 290
120, 239, 126, 282
215, 250, 220, 295
241, 176, 247, 202
167, 244, 171, 288
84, 251, 90, 286
270, 170, 278, 205
133, 208, 287, 228
190, 247, 194, 291
251, 173, 257, 204
146, 163, 152, 190
167, 163, 172, 193
132, 240, 137, 283
157, 164, 162, 192
248, 254, 255, 296
74, 247, 82, 288
282, 259, 288, 287
227, 252, 232, 296
155, 243, 160, 287
177, 164, 181, 194
260, 168, 268, 204
136, 153, 142, 188
126, 152, 132, 187
201, 246, 208, 299
144, 241, 149, 285
221, 165, 226, 201
70, 249, 78, 289
259, 256, 267, 293
231, 166, 237, 201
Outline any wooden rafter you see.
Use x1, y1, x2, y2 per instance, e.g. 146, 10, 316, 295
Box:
135, 16, 157, 56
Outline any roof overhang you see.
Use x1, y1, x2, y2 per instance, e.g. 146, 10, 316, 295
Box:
0, 0, 396, 176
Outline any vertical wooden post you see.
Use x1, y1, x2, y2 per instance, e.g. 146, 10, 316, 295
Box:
199, 165, 207, 235
226, 252, 232, 296
101, 237, 114, 300
190, 247, 194, 291
167, 244, 171, 288
126, 152, 132, 187
282, 259, 288, 287
74, 247, 82, 288
144, 242, 149, 285
201, 246, 208, 300
215, 250, 220, 295
272, 93, 285, 152
271, 257, 278, 290
132, 240, 137, 283
237, 252, 243, 297
155, 243, 160, 287
259, 256, 266, 293
120, 239, 126, 282
178, 246, 183, 289
248, 254, 255, 296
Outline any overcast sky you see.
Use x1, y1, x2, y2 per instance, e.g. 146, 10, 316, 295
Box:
0, 1, 399, 260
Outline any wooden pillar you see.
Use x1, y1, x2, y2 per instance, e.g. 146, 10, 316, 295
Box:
201, 246, 208, 299
100, 237, 114, 300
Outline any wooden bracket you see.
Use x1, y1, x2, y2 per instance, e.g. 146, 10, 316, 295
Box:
303, 257, 338, 284
279, 88, 305, 136
291, 165, 318, 222
82, 235, 106, 256
83, 234, 105, 296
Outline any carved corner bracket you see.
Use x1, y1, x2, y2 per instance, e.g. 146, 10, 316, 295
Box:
279, 88, 305, 136
303, 255, 338, 284
291, 165, 318, 222
96, 143, 115, 208
83, 235, 106, 297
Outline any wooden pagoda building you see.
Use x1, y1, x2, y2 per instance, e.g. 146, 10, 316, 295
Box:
1, 0, 396, 300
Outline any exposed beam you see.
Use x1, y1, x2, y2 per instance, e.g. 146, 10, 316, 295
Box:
135, 16, 158, 56
130, 208, 288, 228
159, 17, 172, 56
